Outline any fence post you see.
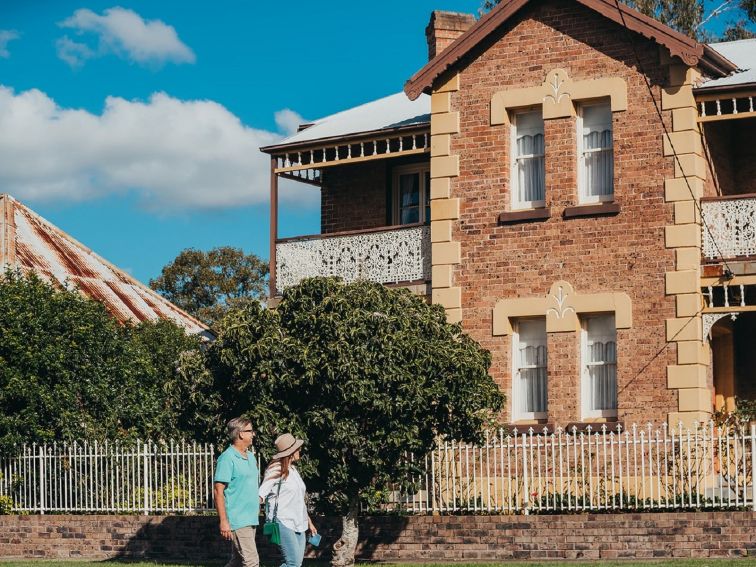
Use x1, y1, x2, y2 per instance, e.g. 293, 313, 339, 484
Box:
521, 432, 529, 515
751, 424, 755, 512
38, 444, 46, 515
143, 440, 150, 515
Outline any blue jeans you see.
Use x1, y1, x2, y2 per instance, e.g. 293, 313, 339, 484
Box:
277, 522, 306, 567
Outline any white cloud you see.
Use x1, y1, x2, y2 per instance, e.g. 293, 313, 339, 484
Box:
275, 109, 306, 136
0, 85, 315, 211
58, 7, 195, 67
55, 36, 94, 68
0, 30, 20, 58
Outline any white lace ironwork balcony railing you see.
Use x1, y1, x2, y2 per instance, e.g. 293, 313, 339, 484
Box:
701, 194, 756, 261
275, 224, 431, 295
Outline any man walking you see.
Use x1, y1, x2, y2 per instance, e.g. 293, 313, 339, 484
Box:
214, 417, 260, 567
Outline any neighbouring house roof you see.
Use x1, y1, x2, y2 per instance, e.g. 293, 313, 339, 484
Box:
404, 0, 737, 100
0, 194, 211, 338
698, 38, 756, 91
261, 92, 430, 152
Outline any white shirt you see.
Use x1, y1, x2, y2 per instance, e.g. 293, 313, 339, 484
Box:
259, 463, 308, 532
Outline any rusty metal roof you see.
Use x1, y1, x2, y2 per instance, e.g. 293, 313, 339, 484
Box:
0, 194, 211, 338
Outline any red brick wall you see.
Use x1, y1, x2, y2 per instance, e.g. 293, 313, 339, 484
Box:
2, 513, 754, 561
704, 121, 736, 197
449, 1, 677, 425
321, 161, 388, 234
703, 119, 756, 197
734, 119, 756, 194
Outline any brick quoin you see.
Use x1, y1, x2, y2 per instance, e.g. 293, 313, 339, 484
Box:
2, 513, 755, 560
448, 1, 678, 425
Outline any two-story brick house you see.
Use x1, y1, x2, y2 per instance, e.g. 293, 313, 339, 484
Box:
261, 0, 755, 428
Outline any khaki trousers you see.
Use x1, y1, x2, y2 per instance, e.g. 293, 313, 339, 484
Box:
226, 526, 259, 567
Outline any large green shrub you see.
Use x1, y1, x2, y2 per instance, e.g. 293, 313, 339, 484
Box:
186, 277, 504, 566
0, 271, 209, 451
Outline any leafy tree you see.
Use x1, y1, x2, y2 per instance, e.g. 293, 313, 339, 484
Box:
480, 0, 755, 40
187, 277, 504, 566
150, 246, 268, 327
0, 271, 205, 451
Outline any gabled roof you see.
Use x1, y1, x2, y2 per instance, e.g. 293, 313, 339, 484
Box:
0, 194, 211, 338
261, 92, 430, 152
404, 0, 737, 100
698, 38, 756, 91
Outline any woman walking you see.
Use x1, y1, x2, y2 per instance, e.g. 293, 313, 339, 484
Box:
259, 433, 318, 567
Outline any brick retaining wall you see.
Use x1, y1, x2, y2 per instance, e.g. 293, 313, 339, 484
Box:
1, 512, 754, 561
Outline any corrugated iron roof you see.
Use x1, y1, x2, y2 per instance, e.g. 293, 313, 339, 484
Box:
261, 92, 430, 151
0, 194, 212, 338
699, 38, 756, 90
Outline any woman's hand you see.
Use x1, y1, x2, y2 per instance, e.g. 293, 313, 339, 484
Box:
308, 518, 318, 535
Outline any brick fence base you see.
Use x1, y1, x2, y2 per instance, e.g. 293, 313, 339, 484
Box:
1, 512, 755, 561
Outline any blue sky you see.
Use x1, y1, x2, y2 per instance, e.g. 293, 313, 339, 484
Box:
0, 1, 746, 283
0, 0, 481, 283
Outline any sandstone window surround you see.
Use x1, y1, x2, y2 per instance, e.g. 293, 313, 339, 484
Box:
493, 281, 632, 336
495, 281, 630, 423
492, 69, 627, 214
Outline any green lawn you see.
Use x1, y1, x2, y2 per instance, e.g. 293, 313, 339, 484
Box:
0, 561, 754, 567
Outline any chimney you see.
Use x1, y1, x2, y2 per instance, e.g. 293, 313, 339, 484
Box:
425, 11, 476, 60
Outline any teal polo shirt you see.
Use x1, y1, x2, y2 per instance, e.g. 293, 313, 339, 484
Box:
214, 446, 260, 531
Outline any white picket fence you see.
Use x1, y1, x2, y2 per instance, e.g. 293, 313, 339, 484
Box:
0, 440, 216, 514
387, 422, 756, 514
1, 422, 754, 515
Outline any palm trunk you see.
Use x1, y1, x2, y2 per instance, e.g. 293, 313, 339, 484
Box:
330, 497, 359, 567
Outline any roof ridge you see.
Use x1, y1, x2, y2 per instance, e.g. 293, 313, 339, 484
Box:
404, 0, 737, 99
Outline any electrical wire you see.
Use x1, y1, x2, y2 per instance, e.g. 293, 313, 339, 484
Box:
610, 0, 735, 278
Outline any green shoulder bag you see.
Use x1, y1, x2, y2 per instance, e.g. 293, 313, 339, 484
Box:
262, 476, 283, 545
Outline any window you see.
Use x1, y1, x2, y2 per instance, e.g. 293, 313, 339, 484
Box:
392, 164, 430, 225
581, 314, 617, 419
512, 318, 547, 420
578, 102, 614, 203
511, 110, 545, 210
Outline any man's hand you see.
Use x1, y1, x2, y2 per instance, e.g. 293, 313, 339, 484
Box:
308, 519, 318, 535
220, 519, 233, 540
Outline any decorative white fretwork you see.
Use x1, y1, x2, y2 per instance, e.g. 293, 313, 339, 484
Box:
701, 197, 756, 260
702, 312, 739, 342
276, 225, 430, 294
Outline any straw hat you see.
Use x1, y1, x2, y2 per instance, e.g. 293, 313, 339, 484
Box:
272, 433, 304, 459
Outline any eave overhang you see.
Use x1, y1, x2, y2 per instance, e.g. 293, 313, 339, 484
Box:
404, 0, 738, 100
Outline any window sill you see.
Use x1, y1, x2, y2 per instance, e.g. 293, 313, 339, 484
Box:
498, 207, 551, 225
563, 202, 620, 219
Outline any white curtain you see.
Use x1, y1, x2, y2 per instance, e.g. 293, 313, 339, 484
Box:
520, 343, 547, 414
584, 128, 613, 198
588, 340, 617, 411
517, 133, 545, 203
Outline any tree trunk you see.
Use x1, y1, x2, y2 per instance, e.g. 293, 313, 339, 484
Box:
331, 497, 359, 567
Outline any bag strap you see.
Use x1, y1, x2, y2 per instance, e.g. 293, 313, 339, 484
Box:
271, 474, 283, 521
